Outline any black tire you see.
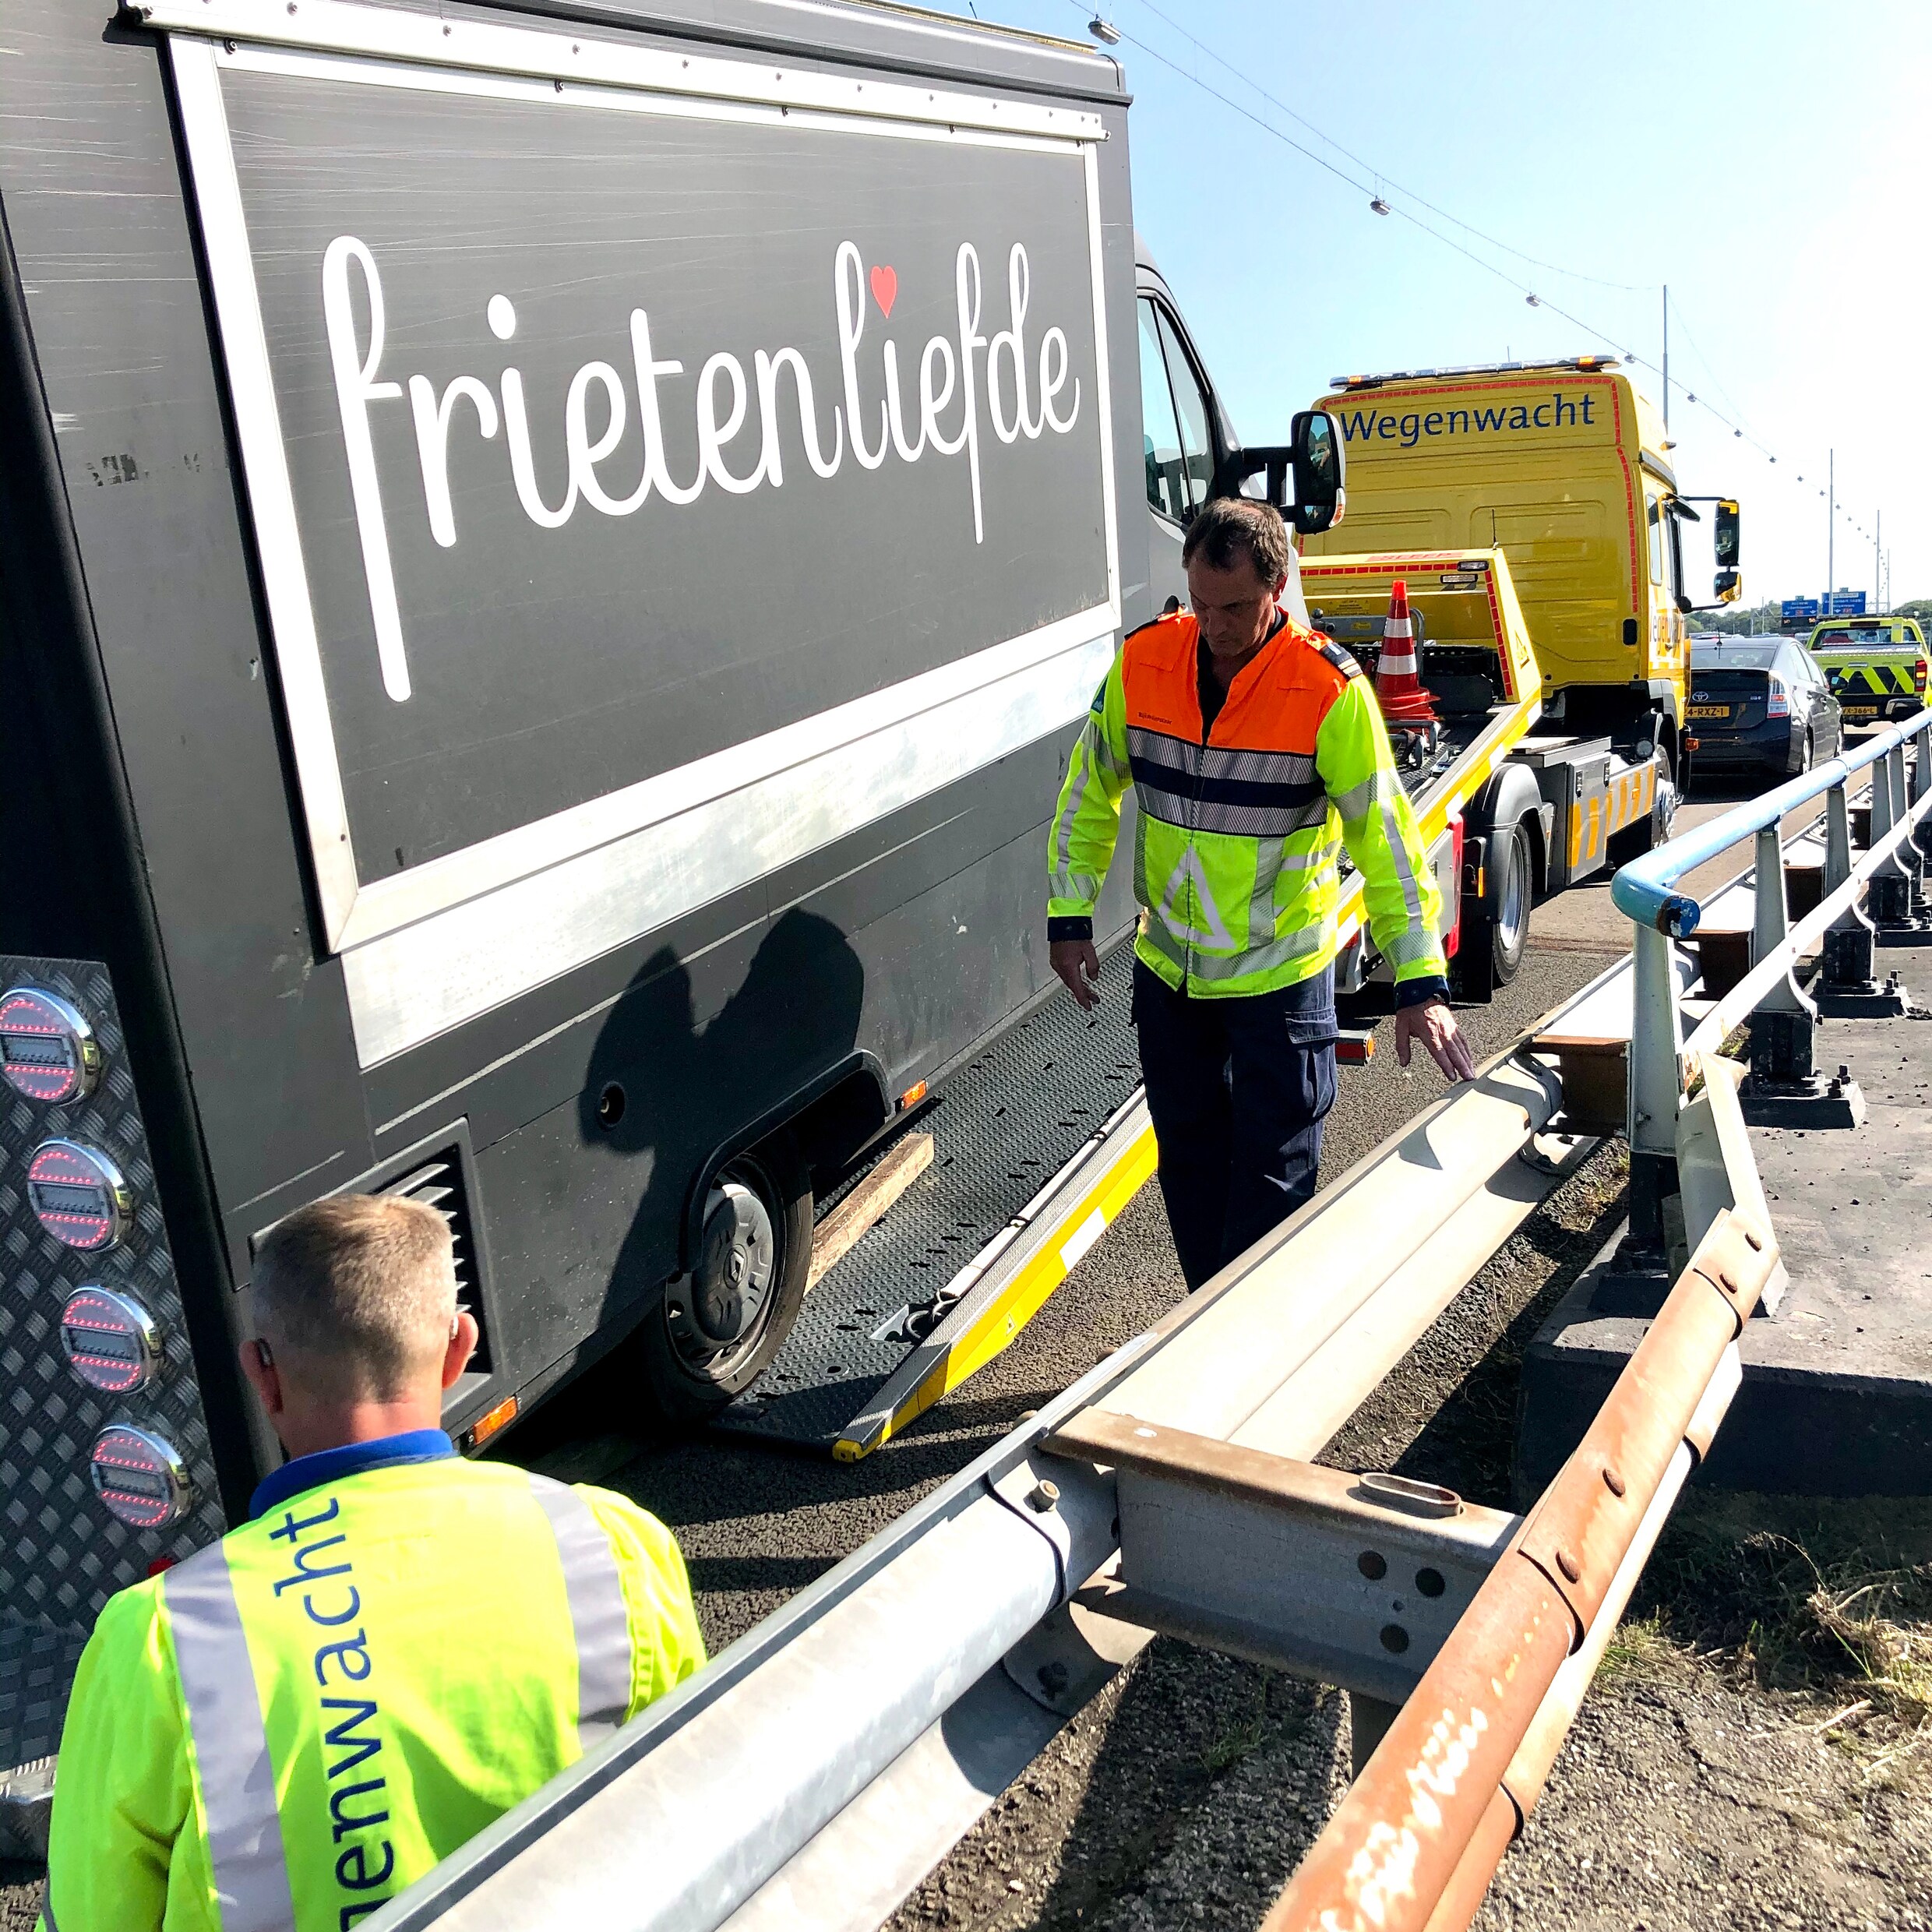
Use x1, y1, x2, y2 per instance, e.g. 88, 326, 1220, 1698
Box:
1795, 728, 1814, 777
1486, 821, 1532, 987
633, 1130, 813, 1428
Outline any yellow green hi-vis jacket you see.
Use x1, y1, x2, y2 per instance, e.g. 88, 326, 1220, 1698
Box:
37, 1446, 705, 1932
1049, 608, 1447, 997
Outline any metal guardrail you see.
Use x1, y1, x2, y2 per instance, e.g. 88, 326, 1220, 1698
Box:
1615, 711, 1932, 1170
1256, 717, 1932, 1932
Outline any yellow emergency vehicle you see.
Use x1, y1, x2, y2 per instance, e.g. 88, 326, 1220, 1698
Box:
1304, 358, 1741, 837
1806, 615, 1930, 726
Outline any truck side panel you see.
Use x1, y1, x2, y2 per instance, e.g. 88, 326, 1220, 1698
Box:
0, 0, 1144, 1723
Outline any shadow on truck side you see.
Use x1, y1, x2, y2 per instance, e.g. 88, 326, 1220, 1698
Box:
579, 908, 869, 1420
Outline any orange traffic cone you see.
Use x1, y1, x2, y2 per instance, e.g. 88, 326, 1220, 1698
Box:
1374, 578, 1437, 724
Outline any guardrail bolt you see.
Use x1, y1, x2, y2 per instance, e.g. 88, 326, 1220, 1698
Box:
1556, 1547, 1582, 1584
1602, 1465, 1626, 1497
1024, 1479, 1060, 1514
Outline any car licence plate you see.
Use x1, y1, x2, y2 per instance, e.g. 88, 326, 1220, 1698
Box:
1842, 705, 1879, 720
1687, 703, 1729, 720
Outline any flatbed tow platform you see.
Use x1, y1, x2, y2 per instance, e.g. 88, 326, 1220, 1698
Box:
714, 970, 1155, 1459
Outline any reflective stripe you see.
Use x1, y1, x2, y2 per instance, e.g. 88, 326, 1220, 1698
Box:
1052, 732, 1097, 880
164, 1545, 296, 1932
1248, 837, 1284, 944
1384, 924, 1447, 968
1136, 787, 1331, 840
531, 1476, 633, 1751
1125, 728, 1317, 789
1380, 799, 1425, 925
1182, 916, 1331, 981
1049, 869, 1102, 906
1331, 769, 1405, 822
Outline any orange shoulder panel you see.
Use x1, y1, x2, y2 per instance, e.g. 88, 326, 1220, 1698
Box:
1212, 622, 1351, 753
1121, 610, 1201, 739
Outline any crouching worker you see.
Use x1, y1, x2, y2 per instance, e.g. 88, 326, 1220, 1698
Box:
38, 1193, 704, 1932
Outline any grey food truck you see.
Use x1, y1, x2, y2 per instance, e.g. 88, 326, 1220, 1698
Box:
0, 0, 1310, 1786
9, 0, 1539, 1810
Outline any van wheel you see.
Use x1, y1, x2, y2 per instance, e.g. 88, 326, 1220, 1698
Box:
636, 1131, 813, 1427
1487, 822, 1532, 986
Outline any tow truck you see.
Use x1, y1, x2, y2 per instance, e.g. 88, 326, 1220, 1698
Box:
1303, 358, 1745, 933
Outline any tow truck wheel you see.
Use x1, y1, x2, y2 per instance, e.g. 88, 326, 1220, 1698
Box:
637, 1131, 813, 1427
1486, 821, 1532, 987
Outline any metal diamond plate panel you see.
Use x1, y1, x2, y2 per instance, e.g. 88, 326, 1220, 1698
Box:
1, 956, 227, 1771
715, 971, 1139, 1449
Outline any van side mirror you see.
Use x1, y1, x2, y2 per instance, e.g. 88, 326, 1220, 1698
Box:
1289, 409, 1345, 534
1713, 568, 1740, 604
1713, 499, 1740, 568
1207, 413, 1347, 534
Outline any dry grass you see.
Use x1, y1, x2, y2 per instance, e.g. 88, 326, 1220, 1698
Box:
1602, 1492, 1932, 1772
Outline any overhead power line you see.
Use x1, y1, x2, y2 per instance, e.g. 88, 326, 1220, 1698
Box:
1070, 1, 1869, 533
1127, 0, 1651, 294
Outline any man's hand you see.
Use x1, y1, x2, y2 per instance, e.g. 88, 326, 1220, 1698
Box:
1394, 996, 1477, 1082
1051, 938, 1102, 1010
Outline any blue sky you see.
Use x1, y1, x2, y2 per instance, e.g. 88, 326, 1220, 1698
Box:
952, 0, 1932, 610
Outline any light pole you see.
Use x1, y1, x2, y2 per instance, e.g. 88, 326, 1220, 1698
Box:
1875, 509, 1881, 612
1827, 449, 1835, 601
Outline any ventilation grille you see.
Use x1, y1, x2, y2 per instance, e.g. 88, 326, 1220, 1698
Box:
380, 1151, 492, 1373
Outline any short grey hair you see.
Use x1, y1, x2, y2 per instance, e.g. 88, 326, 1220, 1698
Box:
1181, 495, 1292, 583
252, 1193, 455, 1402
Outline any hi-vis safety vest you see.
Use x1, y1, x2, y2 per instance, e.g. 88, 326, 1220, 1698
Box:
1049, 608, 1446, 999
38, 1459, 704, 1932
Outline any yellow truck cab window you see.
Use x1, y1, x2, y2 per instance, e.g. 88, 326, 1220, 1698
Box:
1138, 298, 1189, 524
1646, 495, 1666, 587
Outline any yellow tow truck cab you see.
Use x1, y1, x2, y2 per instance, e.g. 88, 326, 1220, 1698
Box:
1303, 357, 1740, 893
1806, 615, 1930, 725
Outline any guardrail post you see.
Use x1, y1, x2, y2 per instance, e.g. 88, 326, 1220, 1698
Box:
1916, 732, 1932, 859
1621, 922, 1683, 1278
1817, 777, 1884, 1004
1868, 750, 1912, 925
1746, 823, 1818, 1091
1897, 747, 1927, 911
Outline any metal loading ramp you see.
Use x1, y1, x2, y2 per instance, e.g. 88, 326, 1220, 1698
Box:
714, 968, 1155, 1458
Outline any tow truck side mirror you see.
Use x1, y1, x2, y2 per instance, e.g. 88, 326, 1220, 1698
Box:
1713, 499, 1740, 568
1713, 568, 1741, 604
1208, 411, 1346, 535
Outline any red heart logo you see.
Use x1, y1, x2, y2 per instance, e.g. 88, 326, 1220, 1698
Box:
869, 265, 897, 319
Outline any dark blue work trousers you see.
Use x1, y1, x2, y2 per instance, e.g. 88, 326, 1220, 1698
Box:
1131, 957, 1338, 1291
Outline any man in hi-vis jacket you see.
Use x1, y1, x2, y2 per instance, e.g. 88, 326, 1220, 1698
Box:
38, 1193, 704, 1932
1048, 495, 1475, 1289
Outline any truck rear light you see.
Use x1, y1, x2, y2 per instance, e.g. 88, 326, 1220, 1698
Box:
26, 1139, 132, 1251
1766, 677, 1789, 719
89, 1424, 191, 1529
0, 985, 100, 1104
1916, 658, 1927, 694
60, 1286, 162, 1393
